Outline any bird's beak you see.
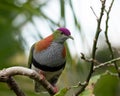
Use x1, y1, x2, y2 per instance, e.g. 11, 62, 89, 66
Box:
68, 35, 74, 40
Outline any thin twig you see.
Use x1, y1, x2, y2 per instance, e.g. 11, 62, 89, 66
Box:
81, 53, 120, 71
90, 6, 99, 21
81, 53, 100, 65
104, 0, 120, 77
75, 0, 106, 95
94, 57, 120, 70
0, 66, 56, 96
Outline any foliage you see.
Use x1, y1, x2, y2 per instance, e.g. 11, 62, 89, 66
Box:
54, 88, 69, 96
94, 72, 120, 96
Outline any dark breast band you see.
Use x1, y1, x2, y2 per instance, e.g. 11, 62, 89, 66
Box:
32, 56, 66, 72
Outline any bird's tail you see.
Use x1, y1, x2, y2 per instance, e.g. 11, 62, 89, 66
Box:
34, 80, 46, 93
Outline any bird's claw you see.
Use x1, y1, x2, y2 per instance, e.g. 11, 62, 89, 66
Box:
39, 70, 45, 80
53, 86, 58, 93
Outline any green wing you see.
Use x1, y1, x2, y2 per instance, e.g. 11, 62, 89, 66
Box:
28, 43, 35, 68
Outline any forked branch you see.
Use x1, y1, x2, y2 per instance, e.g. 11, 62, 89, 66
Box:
0, 66, 56, 96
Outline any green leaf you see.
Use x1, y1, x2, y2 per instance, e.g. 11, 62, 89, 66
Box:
80, 75, 100, 96
94, 72, 120, 96
80, 89, 92, 96
54, 88, 69, 96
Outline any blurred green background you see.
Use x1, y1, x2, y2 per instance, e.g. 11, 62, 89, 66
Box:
0, 0, 120, 96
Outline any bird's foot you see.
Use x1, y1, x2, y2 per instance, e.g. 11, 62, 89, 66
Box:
39, 70, 45, 80
53, 86, 58, 93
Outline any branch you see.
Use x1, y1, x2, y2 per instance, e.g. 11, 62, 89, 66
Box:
0, 66, 56, 96
94, 57, 120, 70
8, 77, 26, 96
104, 0, 120, 77
0, 76, 25, 96
81, 53, 100, 65
75, 0, 106, 95
90, 6, 99, 20
81, 53, 120, 71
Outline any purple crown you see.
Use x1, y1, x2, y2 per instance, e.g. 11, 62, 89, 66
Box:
57, 27, 71, 36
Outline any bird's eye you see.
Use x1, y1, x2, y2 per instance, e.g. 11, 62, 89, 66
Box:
61, 32, 64, 34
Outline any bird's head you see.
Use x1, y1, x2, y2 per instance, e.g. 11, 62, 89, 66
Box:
53, 27, 74, 43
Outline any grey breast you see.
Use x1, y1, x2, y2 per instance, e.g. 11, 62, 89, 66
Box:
33, 42, 66, 67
